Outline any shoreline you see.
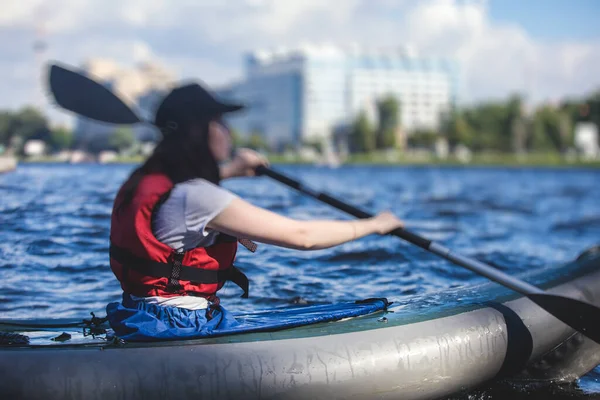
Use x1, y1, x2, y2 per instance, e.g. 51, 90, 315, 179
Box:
0, 156, 17, 173
16, 154, 600, 168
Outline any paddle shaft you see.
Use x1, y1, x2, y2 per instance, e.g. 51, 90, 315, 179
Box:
257, 166, 545, 297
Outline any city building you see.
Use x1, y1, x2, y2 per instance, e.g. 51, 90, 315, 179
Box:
218, 44, 459, 149
73, 59, 175, 146
574, 122, 599, 159
23, 139, 46, 157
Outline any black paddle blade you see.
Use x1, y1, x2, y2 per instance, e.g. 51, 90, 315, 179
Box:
47, 63, 141, 124
528, 293, 600, 345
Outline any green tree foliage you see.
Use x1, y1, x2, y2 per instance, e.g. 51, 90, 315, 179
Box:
0, 111, 12, 146
463, 103, 512, 152
529, 106, 571, 152
587, 91, 600, 127
302, 138, 323, 154
442, 109, 474, 149
506, 95, 526, 153
86, 135, 111, 155
433, 92, 585, 154
0, 107, 49, 151
350, 112, 375, 153
48, 127, 74, 152
375, 95, 400, 149
407, 129, 438, 148
230, 129, 243, 148
109, 127, 136, 152
247, 132, 268, 151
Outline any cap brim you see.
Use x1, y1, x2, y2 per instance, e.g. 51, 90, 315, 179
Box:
218, 103, 245, 113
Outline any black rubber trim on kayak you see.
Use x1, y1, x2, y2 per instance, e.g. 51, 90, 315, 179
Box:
355, 298, 393, 310
0, 332, 30, 346
109, 244, 249, 297
484, 301, 533, 378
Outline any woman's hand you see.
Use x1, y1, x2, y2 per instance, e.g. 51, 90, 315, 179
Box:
221, 149, 269, 179
371, 211, 404, 234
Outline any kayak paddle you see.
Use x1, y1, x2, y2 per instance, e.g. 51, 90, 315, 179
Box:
46, 62, 144, 124
255, 165, 600, 345
44, 61, 600, 345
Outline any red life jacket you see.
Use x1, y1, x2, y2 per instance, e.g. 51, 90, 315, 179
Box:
109, 173, 249, 299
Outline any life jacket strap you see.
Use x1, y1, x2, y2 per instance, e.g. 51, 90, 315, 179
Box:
238, 238, 258, 253
218, 233, 258, 253
109, 244, 250, 297
166, 251, 185, 293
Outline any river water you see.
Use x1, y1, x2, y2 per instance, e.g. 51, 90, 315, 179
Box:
1, 164, 599, 398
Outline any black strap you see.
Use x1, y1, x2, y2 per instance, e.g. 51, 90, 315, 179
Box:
218, 233, 258, 253
166, 251, 184, 292
110, 244, 249, 297
228, 264, 249, 298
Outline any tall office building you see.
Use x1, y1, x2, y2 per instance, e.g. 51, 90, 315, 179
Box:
73, 59, 175, 145
218, 44, 459, 149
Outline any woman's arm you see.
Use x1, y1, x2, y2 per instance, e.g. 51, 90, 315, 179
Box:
220, 149, 269, 180
208, 197, 403, 251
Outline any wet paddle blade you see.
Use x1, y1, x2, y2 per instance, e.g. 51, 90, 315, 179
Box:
528, 293, 600, 345
47, 63, 141, 124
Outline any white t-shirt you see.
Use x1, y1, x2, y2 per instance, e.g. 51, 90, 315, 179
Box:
132, 178, 237, 310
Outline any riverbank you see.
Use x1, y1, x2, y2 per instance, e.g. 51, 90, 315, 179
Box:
0, 156, 17, 173
18, 152, 600, 168
268, 152, 600, 168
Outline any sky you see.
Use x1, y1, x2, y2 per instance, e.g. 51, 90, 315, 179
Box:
1, 0, 599, 126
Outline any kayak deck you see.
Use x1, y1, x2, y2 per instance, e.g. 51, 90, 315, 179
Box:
1, 247, 599, 400
1, 246, 599, 348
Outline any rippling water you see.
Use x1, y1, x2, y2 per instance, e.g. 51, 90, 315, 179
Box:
1, 163, 599, 398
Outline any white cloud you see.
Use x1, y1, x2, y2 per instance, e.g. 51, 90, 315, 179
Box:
1, 0, 599, 124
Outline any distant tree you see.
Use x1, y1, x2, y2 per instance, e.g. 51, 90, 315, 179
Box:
302, 138, 323, 154
0, 111, 12, 147
407, 129, 438, 149
558, 111, 572, 152
584, 91, 600, 127
350, 111, 375, 153
506, 94, 526, 153
109, 127, 135, 153
0, 107, 49, 153
230, 128, 244, 148
48, 127, 74, 152
86, 135, 111, 155
376, 95, 400, 149
442, 109, 474, 149
13, 107, 49, 142
247, 132, 268, 151
529, 106, 564, 152
283, 142, 296, 153
511, 117, 527, 154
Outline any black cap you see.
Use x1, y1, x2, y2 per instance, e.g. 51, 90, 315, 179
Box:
154, 82, 244, 130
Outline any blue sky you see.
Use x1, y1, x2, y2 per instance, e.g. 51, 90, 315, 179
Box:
489, 0, 599, 41
0, 0, 599, 125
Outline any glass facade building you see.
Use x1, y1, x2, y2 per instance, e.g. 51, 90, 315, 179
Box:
220, 44, 460, 148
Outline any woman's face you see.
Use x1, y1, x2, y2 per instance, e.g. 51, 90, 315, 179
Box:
208, 118, 233, 162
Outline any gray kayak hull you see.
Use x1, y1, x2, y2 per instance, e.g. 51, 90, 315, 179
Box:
2, 250, 600, 400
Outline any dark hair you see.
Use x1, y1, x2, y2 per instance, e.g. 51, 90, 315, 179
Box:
117, 115, 220, 210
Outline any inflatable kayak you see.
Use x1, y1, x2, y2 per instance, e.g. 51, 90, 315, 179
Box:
1, 245, 600, 400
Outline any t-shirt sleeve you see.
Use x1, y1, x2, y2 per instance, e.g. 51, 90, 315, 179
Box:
179, 179, 237, 237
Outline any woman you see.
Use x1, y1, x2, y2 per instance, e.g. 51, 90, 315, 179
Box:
106, 81, 404, 341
